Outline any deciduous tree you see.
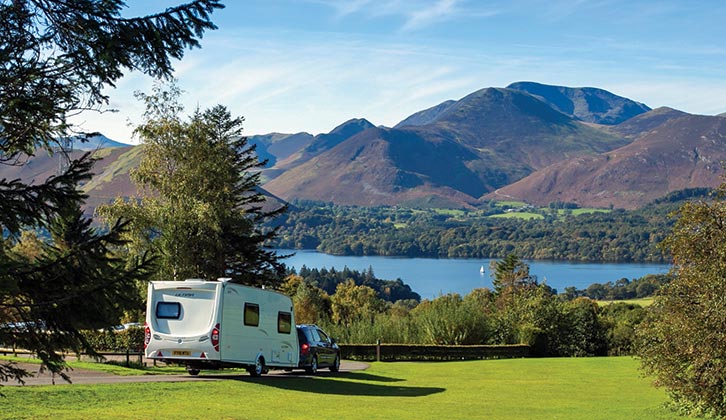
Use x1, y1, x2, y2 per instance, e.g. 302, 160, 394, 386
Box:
638, 187, 726, 417
99, 83, 285, 286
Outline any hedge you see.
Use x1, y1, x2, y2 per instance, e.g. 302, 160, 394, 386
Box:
339, 343, 531, 362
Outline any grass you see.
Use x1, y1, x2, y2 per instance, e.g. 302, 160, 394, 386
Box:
489, 212, 544, 220
0, 357, 692, 420
598, 297, 655, 307
570, 208, 611, 216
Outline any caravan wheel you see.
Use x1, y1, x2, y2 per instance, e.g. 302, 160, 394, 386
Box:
186, 366, 201, 376
249, 356, 266, 377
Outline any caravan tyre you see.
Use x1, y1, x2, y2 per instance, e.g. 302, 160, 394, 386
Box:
249, 356, 265, 377
186, 367, 201, 376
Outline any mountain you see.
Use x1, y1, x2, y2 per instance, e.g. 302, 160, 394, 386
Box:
603, 107, 688, 139
395, 100, 456, 128
488, 111, 726, 209
66, 134, 130, 150
5, 82, 714, 212
248, 132, 314, 167
263, 87, 629, 207
263, 127, 485, 208
272, 119, 375, 172
507, 81, 651, 125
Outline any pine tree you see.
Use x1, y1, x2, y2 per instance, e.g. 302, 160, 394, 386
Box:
0, 0, 222, 384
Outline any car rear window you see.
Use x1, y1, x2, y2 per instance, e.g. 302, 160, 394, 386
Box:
156, 302, 181, 319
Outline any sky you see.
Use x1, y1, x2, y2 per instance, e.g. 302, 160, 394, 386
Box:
73, 0, 726, 144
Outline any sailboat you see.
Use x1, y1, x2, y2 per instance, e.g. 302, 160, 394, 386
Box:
479, 265, 485, 274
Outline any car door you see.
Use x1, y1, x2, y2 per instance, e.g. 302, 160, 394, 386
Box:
315, 328, 334, 365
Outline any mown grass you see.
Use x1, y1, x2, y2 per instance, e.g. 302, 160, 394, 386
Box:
1, 357, 691, 420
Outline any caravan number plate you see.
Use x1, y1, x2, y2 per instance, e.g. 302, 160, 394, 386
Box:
172, 350, 191, 356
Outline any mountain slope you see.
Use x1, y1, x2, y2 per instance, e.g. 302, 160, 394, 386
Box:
507, 81, 651, 125
263, 127, 485, 207
248, 132, 314, 167
489, 112, 726, 209
395, 100, 456, 128
264, 87, 629, 206
274, 118, 374, 171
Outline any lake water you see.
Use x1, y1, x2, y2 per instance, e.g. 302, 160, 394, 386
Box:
275, 249, 670, 299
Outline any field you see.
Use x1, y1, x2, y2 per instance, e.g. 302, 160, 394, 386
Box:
598, 297, 655, 307
1, 357, 692, 420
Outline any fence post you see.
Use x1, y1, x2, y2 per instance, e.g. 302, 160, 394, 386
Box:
376, 339, 381, 362
126, 348, 130, 367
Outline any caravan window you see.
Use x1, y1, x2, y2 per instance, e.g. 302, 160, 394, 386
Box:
277, 312, 292, 334
156, 302, 181, 319
244, 303, 259, 326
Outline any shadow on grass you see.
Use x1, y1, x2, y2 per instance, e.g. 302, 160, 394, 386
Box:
202, 371, 444, 397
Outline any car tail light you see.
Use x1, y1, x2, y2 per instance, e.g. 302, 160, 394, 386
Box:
211, 323, 220, 352
301, 343, 309, 355
144, 323, 151, 349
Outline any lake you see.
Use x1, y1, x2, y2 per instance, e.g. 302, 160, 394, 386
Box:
275, 249, 670, 299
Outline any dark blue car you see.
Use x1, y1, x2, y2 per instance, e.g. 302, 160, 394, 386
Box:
297, 324, 340, 374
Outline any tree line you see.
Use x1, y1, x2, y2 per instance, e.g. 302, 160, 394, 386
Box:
268, 197, 699, 263
281, 256, 649, 358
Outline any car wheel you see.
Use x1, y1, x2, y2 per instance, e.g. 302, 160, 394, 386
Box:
330, 354, 340, 372
305, 356, 318, 374
249, 356, 265, 377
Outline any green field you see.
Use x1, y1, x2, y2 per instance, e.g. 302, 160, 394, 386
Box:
598, 297, 655, 307
1, 357, 691, 420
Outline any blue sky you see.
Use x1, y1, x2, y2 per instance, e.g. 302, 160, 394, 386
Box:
74, 0, 726, 143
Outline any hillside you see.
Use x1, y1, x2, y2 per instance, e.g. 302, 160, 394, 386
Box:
248, 132, 314, 167
263, 87, 629, 207
4, 82, 722, 212
507, 81, 651, 124
273, 118, 375, 172
489, 112, 726, 209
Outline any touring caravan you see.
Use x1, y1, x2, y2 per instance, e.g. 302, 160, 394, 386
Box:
144, 279, 299, 376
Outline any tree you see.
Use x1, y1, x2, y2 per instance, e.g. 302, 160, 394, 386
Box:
330, 280, 384, 326
489, 254, 536, 293
1, 0, 222, 384
99, 83, 285, 286
638, 189, 726, 417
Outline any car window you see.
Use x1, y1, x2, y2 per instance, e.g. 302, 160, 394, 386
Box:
297, 328, 307, 343
317, 328, 330, 343
309, 327, 321, 342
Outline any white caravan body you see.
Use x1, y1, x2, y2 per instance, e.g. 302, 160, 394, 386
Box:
145, 279, 298, 375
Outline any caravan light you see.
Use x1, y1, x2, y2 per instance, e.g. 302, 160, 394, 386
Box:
211, 323, 220, 351
144, 323, 151, 349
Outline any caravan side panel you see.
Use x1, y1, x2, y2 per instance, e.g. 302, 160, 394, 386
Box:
219, 284, 298, 368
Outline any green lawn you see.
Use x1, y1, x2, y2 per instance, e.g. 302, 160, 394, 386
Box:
0, 357, 691, 420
